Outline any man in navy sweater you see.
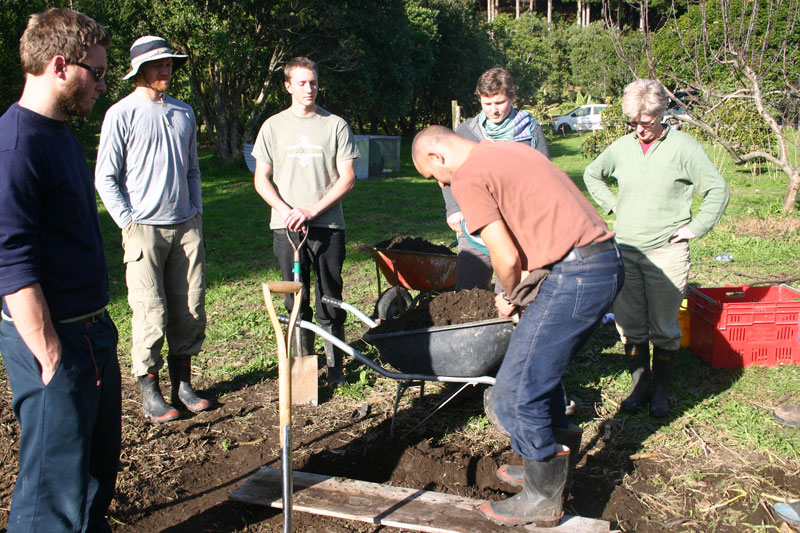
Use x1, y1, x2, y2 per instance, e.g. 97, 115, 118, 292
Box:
0, 8, 120, 532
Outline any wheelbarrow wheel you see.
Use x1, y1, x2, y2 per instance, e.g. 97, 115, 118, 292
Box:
374, 287, 412, 321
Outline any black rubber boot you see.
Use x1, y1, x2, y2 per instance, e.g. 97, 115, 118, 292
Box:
649, 346, 677, 418
295, 328, 315, 357
169, 355, 211, 413
138, 373, 179, 423
324, 325, 346, 388
620, 342, 651, 413
479, 446, 569, 526
497, 423, 582, 495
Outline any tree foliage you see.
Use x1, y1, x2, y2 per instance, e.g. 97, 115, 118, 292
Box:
566, 21, 634, 100
487, 13, 634, 107
6, 0, 794, 201
489, 13, 566, 105
146, 0, 340, 161
643, 0, 800, 210
0, 0, 46, 112
321, 0, 420, 134
401, 0, 495, 134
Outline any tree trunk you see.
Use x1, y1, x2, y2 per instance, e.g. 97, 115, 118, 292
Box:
784, 171, 800, 211
639, 1, 646, 31
577, 0, 582, 24
516, 0, 520, 18
547, 0, 552, 24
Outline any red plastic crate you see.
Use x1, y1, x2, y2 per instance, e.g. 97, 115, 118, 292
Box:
687, 285, 800, 369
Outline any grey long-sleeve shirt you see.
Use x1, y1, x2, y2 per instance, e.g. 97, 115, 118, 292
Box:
95, 93, 202, 228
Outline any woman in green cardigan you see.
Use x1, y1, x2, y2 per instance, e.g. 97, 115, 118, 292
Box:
583, 79, 729, 418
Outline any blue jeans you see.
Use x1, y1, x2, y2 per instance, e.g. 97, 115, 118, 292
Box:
493, 245, 624, 461
0, 312, 120, 532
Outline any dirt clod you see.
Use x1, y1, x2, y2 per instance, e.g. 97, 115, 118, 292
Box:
372, 236, 455, 255
368, 288, 498, 335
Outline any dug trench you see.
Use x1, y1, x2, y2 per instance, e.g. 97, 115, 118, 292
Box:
0, 286, 795, 531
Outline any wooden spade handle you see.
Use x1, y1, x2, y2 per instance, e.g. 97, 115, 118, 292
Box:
266, 280, 303, 295
262, 280, 303, 532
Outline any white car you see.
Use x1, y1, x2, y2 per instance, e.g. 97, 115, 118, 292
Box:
552, 104, 608, 134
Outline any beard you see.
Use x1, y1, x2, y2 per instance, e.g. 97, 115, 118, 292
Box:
148, 79, 170, 93
56, 75, 95, 118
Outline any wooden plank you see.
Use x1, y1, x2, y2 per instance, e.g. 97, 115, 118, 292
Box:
230, 467, 609, 533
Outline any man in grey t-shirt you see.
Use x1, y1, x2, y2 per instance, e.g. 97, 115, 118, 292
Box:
96, 36, 211, 422
252, 56, 358, 387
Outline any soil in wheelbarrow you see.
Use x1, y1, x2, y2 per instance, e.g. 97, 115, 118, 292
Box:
373, 236, 455, 255
367, 288, 498, 335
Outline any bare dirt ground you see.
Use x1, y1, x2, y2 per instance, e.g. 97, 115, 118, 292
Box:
0, 289, 798, 532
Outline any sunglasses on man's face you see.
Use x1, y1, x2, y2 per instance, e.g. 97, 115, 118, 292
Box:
74, 62, 106, 81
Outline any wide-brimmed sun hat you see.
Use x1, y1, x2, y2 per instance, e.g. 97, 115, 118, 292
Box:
122, 35, 188, 80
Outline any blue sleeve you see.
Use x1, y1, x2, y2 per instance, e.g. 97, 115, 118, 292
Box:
0, 150, 42, 296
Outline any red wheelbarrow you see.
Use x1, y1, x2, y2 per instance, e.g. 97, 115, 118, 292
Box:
364, 242, 457, 320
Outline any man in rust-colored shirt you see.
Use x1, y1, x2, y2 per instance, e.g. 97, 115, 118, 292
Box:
412, 126, 624, 527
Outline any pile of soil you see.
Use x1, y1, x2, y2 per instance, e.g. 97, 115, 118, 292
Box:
368, 288, 498, 335
372, 236, 455, 255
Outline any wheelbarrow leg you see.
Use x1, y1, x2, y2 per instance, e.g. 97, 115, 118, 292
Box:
404, 382, 475, 437
391, 380, 416, 438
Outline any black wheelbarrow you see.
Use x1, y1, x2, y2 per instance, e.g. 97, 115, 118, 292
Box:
278, 296, 513, 436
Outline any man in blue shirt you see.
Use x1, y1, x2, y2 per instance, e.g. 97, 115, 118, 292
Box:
0, 8, 120, 532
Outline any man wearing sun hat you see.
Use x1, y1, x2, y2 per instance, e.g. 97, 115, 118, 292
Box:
95, 35, 211, 423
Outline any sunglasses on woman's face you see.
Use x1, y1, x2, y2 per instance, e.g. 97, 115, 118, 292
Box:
627, 119, 656, 129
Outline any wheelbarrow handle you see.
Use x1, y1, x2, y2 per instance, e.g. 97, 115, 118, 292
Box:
320, 295, 378, 328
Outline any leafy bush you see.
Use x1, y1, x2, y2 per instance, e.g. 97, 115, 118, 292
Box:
581, 101, 627, 158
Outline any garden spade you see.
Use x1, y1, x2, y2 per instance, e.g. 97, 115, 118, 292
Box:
263, 280, 303, 533
287, 229, 318, 406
